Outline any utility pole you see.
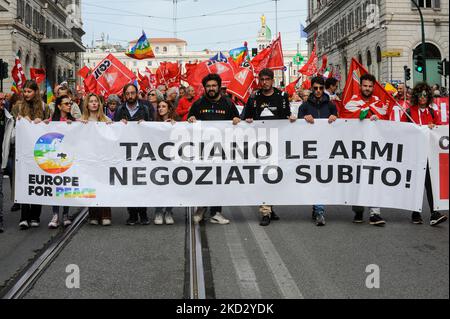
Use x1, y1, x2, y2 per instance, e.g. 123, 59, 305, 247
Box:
273, 0, 279, 36
411, 0, 427, 82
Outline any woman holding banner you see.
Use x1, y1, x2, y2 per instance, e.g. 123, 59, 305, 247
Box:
153, 100, 180, 225
17, 80, 51, 230
81, 93, 113, 226
401, 82, 448, 226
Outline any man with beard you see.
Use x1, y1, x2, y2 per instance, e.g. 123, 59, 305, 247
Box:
188, 74, 240, 225
343, 73, 387, 226
114, 83, 153, 226
244, 68, 297, 227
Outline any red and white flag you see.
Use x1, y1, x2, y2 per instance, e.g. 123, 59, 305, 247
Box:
77, 66, 91, 79
227, 66, 256, 103
12, 57, 27, 88
156, 62, 181, 88
340, 58, 395, 120
251, 34, 284, 74
299, 37, 318, 76
84, 54, 136, 97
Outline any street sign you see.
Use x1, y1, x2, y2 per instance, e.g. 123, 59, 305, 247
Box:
381, 50, 402, 58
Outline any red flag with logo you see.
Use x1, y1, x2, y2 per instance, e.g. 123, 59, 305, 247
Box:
138, 72, 151, 93
251, 34, 284, 74
227, 66, 255, 103
156, 62, 181, 88
83, 54, 136, 97
318, 55, 328, 75
30, 68, 46, 84
432, 97, 449, 125
340, 58, 395, 120
299, 41, 318, 77
12, 57, 27, 88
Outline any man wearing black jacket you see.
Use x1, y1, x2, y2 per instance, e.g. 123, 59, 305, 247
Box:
299, 76, 338, 226
114, 83, 153, 226
188, 74, 241, 225
244, 68, 297, 226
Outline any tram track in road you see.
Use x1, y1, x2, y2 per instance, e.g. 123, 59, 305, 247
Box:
0, 208, 89, 299
185, 207, 215, 299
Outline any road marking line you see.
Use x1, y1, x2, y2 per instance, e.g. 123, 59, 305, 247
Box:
224, 219, 262, 299
239, 208, 304, 299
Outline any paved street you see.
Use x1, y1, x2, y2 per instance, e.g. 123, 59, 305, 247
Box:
1, 179, 448, 299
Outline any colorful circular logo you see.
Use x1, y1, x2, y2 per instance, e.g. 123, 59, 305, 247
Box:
34, 133, 74, 174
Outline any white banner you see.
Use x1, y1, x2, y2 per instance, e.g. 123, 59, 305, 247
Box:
15, 120, 430, 211
429, 126, 449, 211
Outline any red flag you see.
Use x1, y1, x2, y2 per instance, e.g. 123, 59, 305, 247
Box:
138, 72, 151, 93
432, 97, 450, 125
84, 54, 136, 97
227, 66, 255, 103
318, 55, 328, 75
299, 40, 318, 76
30, 68, 46, 84
302, 78, 311, 90
182, 62, 199, 84
78, 66, 91, 79
340, 58, 395, 120
285, 77, 301, 97
251, 34, 284, 74
156, 62, 181, 88
12, 57, 27, 88
186, 59, 237, 93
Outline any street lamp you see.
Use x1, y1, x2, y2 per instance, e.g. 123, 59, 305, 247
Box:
411, 0, 427, 82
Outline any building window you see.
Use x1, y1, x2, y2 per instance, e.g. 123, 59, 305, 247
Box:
358, 53, 363, 64
417, 0, 433, 8
52, 25, 57, 38
17, 0, 25, 20
147, 61, 152, 67
25, 4, 32, 26
163, 46, 168, 53
46, 21, 51, 38
155, 47, 160, 53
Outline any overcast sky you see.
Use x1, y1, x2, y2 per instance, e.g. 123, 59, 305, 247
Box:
81, 0, 308, 51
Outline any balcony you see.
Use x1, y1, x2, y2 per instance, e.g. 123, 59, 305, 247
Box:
40, 38, 85, 53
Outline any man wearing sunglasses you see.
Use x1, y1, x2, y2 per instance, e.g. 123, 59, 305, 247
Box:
299, 76, 338, 226
244, 68, 297, 227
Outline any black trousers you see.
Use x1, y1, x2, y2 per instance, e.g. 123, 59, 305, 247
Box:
20, 204, 42, 222
128, 207, 147, 220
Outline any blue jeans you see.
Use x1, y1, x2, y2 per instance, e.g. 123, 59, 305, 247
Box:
313, 205, 325, 216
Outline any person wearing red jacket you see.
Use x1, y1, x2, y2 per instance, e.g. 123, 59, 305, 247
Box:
402, 82, 447, 226
176, 86, 197, 121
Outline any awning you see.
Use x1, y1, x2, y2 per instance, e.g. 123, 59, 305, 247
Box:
40, 39, 86, 53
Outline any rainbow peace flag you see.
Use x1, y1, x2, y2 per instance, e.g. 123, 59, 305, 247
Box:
11, 82, 20, 94
46, 79, 54, 105
126, 31, 155, 60
229, 43, 249, 66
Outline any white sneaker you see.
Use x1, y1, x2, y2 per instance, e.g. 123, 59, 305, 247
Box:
154, 212, 164, 225
30, 220, 40, 228
193, 207, 206, 224
101, 219, 112, 226
89, 219, 99, 225
19, 221, 30, 230
210, 212, 230, 225
48, 215, 60, 229
165, 212, 174, 225
63, 215, 72, 227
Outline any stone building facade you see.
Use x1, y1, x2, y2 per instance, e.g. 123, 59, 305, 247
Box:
304, 0, 449, 90
0, 0, 85, 91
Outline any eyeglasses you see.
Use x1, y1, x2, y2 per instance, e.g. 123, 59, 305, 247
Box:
313, 86, 324, 91
418, 91, 428, 98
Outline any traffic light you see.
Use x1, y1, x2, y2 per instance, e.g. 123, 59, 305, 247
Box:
415, 53, 425, 73
404, 65, 411, 81
438, 59, 444, 75
0, 59, 8, 80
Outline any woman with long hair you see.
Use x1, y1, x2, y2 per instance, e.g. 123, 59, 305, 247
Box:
17, 80, 51, 230
47, 95, 75, 229
402, 82, 448, 226
154, 100, 179, 225
80, 93, 112, 226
